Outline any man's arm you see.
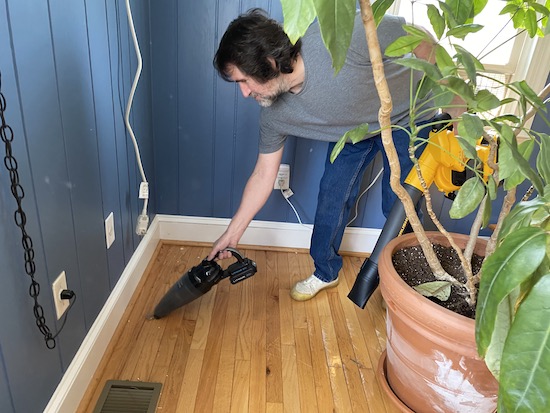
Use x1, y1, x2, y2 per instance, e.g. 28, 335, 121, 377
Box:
207, 147, 284, 260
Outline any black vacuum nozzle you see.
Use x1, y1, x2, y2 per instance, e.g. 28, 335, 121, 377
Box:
152, 248, 257, 319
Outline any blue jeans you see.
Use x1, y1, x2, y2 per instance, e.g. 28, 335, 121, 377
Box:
310, 124, 430, 282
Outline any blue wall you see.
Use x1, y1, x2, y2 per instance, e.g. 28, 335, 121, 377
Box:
0, 0, 153, 411
0, 0, 548, 411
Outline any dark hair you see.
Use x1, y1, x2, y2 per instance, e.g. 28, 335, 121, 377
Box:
213, 8, 302, 83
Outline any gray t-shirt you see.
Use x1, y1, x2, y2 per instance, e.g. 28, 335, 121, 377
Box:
259, 13, 434, 153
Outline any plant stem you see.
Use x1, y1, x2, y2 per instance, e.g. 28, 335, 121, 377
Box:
358, 0, 448, 280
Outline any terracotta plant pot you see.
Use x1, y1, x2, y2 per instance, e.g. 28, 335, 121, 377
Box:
378, 231, 498, 413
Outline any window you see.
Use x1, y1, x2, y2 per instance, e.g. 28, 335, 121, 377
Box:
390, 0, 550, 125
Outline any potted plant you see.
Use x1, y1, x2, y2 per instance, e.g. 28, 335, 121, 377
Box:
280, 0, 550, 411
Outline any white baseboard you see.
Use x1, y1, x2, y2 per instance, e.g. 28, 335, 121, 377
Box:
45, 215, 380, 412
157, 214, 381, 253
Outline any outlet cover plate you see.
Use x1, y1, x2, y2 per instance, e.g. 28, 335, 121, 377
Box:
105, 212, 115, 249
52, 271, 69, 320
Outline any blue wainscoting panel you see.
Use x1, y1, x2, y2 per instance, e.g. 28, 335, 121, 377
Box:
150, 0, 179, 214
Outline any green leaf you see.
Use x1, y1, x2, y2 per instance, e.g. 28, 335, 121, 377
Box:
330, 134, 347, 163
500, 4, 519, 17
483, 291, 517, 378
536, 134, 550, 184
281, 0, 316, 44
474, 89, 502, 112
440, 76, 475, 104
416, 77, 436, 100
313, 0, 356, 73
476, 227, 548, 356
403, 24, 432, 39
525, 8, 538, 37
435, 44, 455, 73
497, 123, 518, 181
488, 175, 497, 200
372, 0, 395, 26
499, 197, 549, 240
490, 114, 521, 124
439, 1, 458, 29
499, 274, 550, 412
504, 139, 535, 190
456, 135, 479, 159
385, 36, 423, 57
330, 123, 370, 163
472, 0, 489, 17
427, 4, 446, 39
413, 281, 452, 301
449, 176, 485, 218
447, 23, 483, 39
512, 80, 545, 109
446, 0, 474, 25
454, 45, 480, 84
461, 113, 484, 142
346, 123, 370, 144
393, 57, 442, 82
506, 137, 543, 193
433, 85, 456, 108
532, 3, 550, 17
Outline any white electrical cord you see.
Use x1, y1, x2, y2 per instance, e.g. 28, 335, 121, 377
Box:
280, 187, 304, 226
125, 0, 149, 235
347, 168, 383, 226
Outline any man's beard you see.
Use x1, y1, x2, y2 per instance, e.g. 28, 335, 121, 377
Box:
252, 81, 288, 107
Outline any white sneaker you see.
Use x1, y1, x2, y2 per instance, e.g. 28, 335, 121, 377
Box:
290, 274, 339, 301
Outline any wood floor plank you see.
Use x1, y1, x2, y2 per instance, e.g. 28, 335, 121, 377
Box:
327, 291, 372, 413
193, 287, 230, 413
249, 319, 267, 413
266, 401, 284, 413
230, 359, 251, 413
212, 267, 242, 413
153, 319, 195, 413
265, 251, 283, 404
336, 259, 375, 371
304, 297, 336, 413
281, 344, 301, 412
236, 268, 253, 361
77, 243, 392, 413
174, 348, 204, 412
294, 326, 319, 413
290, 251, 308, 330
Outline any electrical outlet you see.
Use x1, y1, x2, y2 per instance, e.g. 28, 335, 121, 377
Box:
274, 164, 290, 190
105, 212, 115, 249
52, 271, 70, 320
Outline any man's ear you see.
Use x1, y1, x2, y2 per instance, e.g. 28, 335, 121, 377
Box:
267, 56, 278, 70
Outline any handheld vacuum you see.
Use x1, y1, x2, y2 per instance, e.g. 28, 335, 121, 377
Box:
153, 247, 257, 319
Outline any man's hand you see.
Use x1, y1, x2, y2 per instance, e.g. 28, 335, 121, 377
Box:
208, 230, 239, 261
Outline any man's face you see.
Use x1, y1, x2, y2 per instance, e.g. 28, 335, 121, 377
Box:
227, 65, 287, 107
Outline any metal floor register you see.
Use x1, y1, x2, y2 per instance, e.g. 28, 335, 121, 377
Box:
93, 380, 162, 413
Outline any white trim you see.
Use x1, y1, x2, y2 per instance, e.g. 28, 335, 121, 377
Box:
44, 215, 380, 412
44, 216, 162, 413
157, 214, 381, 253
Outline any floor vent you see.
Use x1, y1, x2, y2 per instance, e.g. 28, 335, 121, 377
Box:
93, 380, 162, 413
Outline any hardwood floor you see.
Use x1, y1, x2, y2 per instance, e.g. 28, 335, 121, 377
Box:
77, 242, 398, 413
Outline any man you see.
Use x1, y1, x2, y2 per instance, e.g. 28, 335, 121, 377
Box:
208, 8, 435, 301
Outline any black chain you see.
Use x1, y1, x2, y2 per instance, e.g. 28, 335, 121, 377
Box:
0, 72, 59, 349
